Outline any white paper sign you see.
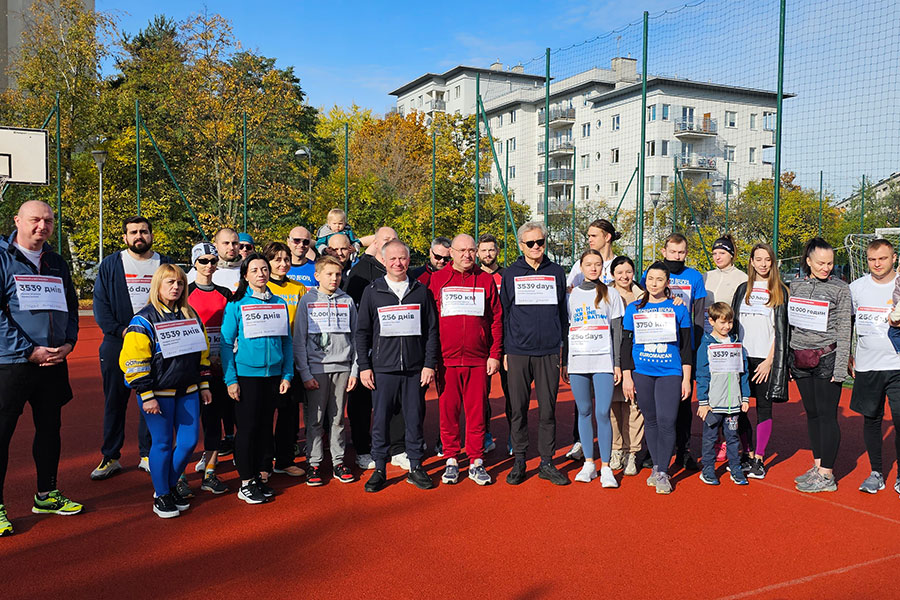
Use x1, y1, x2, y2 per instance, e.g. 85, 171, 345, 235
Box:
708, 342, 743, 373
441, 287, 485, 317
670, 284, 692, 306
741, 282, 773, 317
13, 275, 67, 312
307, 302, 352, 333
514, 275, 557, 305
206, 326, 221, 359
126, 274, 153, 314
155, 318, 208, 358
569, 324, 611, 354
377, 304, 421, 336
855, 306, 890, 337
241, 304, 290, 338
787, 297, 829, 332
633, 310, 677, 344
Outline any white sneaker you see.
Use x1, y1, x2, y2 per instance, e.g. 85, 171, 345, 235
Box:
355, 453, 375, 470
138, 456, 151, 474
391, 452, 411, 471
609, 449, 625, 470
574, 462, 597, 483
194, 451, 209, 473
623, 452, 638, 476
565, 442, 584, 461
600, 465, 619, 488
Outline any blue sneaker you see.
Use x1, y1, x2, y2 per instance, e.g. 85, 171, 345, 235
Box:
730, 472, 749, 486
484, 433, 496, 453
699, 470, 720, 485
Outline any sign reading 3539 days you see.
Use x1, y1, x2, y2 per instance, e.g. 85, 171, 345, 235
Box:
13, 275, 67, 312
241, 304, 289, 338
514, 276, 557, 305
155, 318, 208, 358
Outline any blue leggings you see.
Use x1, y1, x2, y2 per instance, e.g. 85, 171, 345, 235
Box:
141, 392, 201, 497
632, 373, 682, 473
569, 372, 615, 462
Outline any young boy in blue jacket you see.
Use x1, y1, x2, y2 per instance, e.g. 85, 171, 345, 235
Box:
696, 302, 751, 486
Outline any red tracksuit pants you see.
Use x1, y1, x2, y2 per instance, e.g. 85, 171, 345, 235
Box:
438, 365, 487, 461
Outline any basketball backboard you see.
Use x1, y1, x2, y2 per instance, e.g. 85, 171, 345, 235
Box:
0, 126, 49, 185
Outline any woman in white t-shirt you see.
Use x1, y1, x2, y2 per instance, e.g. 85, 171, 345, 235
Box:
731, 243, 789, 479
562, 250, 623, 487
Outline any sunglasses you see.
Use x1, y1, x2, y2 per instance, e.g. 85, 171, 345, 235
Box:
196, 257, 219, 265
432, 252, 451, 262
290, 238, 311, 246
238, 244, 253, 250
523, 238, 546, 248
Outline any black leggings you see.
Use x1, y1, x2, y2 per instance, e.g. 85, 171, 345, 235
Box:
633, 373, 682, 473
738, 356, 775, 451
795, 375, 842, 470
201, 379, 228, 452
233, 376, 278, 481
863, 414, 900, 475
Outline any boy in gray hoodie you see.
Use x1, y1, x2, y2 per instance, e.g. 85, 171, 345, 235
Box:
293, 256, 359, 485
696, 302, 751, 486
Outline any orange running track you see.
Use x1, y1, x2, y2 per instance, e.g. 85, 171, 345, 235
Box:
2, 317, 899, 600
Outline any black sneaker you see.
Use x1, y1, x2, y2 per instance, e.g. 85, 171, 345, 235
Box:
365, 469, 387, 493
256, 478, 275, 498
642, 455, 654, 469
218, 435, 234, 458
170, 486, 190, 511
153, 494, 179, 518
407, 466, 434, 490
506, 460, 527, 485
747, 457, 767, 479
538, 462, 570, 486
237, 481, 267, 504
333, 463, 354, 484
175, 477, 194, 499
675, 451, 700, 471
201, 472, 228, 494
306, 465, 324, 487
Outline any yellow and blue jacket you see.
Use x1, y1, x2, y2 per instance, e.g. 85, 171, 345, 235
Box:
119, 303, 211, 403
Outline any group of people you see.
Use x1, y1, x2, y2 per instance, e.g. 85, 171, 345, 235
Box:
1, 201, 899, 533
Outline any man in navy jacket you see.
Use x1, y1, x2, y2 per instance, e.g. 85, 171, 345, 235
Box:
0, 201, 82, 536
356, 240, 439, 492
500, 221, 569, 486
90, 216, 171, 480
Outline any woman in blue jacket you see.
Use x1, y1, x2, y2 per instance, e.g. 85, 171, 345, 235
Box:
221, 253, 293, 504
621, 261, 693, 494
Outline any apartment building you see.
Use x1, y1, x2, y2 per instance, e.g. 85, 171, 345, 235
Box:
390, 58, 787, 225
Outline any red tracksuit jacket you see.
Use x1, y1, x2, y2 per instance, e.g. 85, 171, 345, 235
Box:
428, 262, 503, 367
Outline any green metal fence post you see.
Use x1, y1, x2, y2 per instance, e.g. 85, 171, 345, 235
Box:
677, 170, 713, 269
613, 166, 638, 222
818, 170, 823, 237
571, 145, 576, 264
673, 155, 678, 231
504, 141, 509, 266
476, 96, 518, 247
431, 128, 436, 239
136, 99, 141, 215
344, 122, 349, 215
55, 92, 61, 253
725, 161, 730, 233
860, 174, 865, 234
772, 0, 786, 256
475, 73, 480, 241
637, 10, 649, 275
544, 48, 550, 225
242, 111, 248, 232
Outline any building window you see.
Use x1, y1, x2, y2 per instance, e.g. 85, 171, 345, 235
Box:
725, 111, 737, 128
647, 141, 656, 157
661, 140, 669, 156
646, 176, 657, 192
749, 147, 757, 164
581, 185, 590, 201
455, 85, 460, 99
647, 105, 657, 122
497, 114, 503, 128
507, 165, 516, 179
510, 110, 516, 124
582, 123, 591, 137
611, 148, 619, 163
537, 193, 543, 214
749, 113, 757, 130
496, 141, 503, 154
418, 95, 423, 107
763, 111, 775, 131
662, 104, 670, 121
611, 181, 619, 195
398, 105, 404, 116
581, 154, 590, 169
682, 106, 694, 125
725, 145, 735, 162
611, 114, 620, 131
507, 137, 516, 152
661, 175, 669, 191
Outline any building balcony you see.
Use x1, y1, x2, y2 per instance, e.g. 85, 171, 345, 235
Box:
537, 168, 574, 185
674, 118, 717, 137
678, 154, 717, 172
538, 107, 576, 127
537, 139, 575, 156
426, 99, 446, 112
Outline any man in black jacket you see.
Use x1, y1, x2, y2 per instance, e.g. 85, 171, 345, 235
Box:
91, 216, 172, 480
409, 236, 451, 286
357, 240, 439, 492
500, 221, 569, 486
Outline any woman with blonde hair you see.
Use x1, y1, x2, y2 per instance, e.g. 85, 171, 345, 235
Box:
119, 264, 212, 518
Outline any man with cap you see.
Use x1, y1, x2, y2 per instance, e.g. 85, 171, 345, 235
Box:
0, 200, 83, 536
91, 215, 172, 480
286, 226, 316, 288
238, 233, 255, 261
185, 242, 232, 494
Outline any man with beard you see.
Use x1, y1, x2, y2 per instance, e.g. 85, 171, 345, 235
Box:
91, 216, 172, 480
189, 228, 243, 292
325, 233, 354, 288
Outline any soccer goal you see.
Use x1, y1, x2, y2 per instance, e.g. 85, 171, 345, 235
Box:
0, 126, 50, 193
845, 227, 900, 282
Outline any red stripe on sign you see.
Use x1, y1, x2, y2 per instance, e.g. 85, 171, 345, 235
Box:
518, 276, 554, 281
242, 305, 284, 311
14, 275, 59, 282
791, 297, 827, 307
858, 307, 888, 313
709, 343, 741, 349
379, 305, 420, 312
155, 319, 196, 330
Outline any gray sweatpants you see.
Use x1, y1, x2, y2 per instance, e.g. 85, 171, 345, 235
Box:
304, 372, 350, 467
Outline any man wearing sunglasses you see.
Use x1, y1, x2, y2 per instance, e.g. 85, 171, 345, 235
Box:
286, 226, 316, 288
188, 228, 242, 292
237, 233, 255, 260
410, 237, 452, 287
500, 221, 569, 486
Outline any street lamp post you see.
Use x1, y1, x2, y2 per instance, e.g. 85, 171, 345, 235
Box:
92, 150, 108, 263
294, 146, 312, 209
650, 191, 661, 259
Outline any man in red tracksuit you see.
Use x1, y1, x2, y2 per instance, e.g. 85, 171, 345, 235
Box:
429, 234, 502, 486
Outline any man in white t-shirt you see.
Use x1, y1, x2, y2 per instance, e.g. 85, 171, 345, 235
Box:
91, 216, 171, 480
188, 228, 242, 291
567, 218, 620, 289
848, 238, 900, 496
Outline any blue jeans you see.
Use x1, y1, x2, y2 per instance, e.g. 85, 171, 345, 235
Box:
701, 412, 741, 478
569, 372, 614, 462
142, 392, 201, 497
